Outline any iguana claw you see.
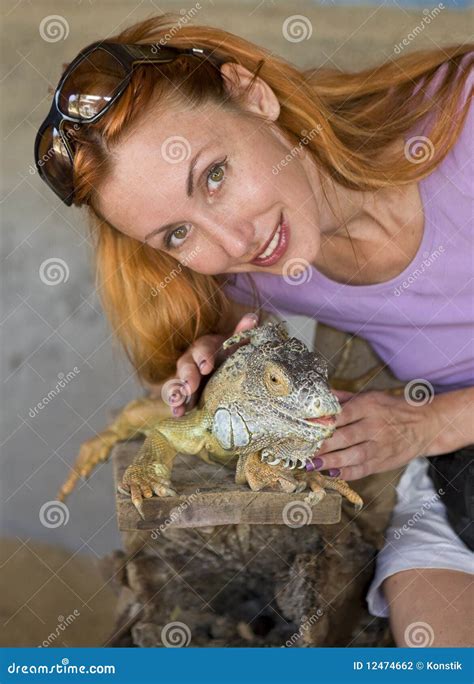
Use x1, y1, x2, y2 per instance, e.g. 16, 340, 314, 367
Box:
120, 462, 177, 519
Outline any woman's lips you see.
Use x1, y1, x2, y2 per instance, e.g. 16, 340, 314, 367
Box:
250, 214, 290, 266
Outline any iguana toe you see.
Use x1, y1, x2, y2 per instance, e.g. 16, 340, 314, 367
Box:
120, 463, 177, 519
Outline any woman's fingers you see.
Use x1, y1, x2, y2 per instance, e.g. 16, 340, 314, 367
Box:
233, 312, 259, 334
176, 334, 223, 388
315, 443, 368, 471
318, 422, 364, 454
171, 312, 259, 418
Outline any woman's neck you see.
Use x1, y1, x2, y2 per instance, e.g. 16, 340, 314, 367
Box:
304, 150, 425, 285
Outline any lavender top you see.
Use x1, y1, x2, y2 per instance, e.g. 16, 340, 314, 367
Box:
223, 54, 474, 394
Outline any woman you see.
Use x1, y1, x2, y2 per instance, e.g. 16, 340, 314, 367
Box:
34, 15, 473, 646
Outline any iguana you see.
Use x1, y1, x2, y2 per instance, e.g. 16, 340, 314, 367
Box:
58, 321, 363, 518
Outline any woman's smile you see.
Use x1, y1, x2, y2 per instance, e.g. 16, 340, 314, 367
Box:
249, 212, 291, 267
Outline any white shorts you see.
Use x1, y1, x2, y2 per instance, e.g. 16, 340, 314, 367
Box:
366, 456, 474, 618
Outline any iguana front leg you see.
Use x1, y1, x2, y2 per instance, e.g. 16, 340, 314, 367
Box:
299, 471, 364, 510
57, 397, 170, 502
235, 451, 306, 494
119, 430, 178, 519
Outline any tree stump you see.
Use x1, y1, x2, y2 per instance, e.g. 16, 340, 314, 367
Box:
99, 439, 403, 647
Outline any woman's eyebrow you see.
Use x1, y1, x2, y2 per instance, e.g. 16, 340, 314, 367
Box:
144, 146, 208, 243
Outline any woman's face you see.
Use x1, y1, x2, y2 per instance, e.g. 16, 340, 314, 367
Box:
97, 67, 323, 277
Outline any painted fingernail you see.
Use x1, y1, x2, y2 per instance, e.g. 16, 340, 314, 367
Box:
306, 461, 316, 471
329, 468, 341, 478
312, 457, 323, 470
247, 313, 259, 322
172, 407, 179, 416
199, 359, 207, 370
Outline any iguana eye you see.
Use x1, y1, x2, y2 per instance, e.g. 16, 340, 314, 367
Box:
264, 366, 290, 396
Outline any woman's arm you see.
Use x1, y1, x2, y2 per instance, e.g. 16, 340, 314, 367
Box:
423, 386, 474, 456
313, 385, 474, 481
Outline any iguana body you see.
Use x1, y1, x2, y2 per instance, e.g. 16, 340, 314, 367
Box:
58, 321, 363, 518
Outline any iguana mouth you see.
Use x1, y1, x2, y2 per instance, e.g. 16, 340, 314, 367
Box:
303, 415, 337, 426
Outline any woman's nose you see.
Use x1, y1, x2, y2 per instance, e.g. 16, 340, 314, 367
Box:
202, 216, 254, 259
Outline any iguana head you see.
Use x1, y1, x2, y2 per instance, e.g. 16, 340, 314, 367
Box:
201, 321, 341, 462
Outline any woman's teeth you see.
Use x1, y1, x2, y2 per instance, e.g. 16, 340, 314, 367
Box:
257, 222, 282, 259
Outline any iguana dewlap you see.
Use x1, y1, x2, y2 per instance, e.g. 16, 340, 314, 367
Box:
58, 321, 363, 518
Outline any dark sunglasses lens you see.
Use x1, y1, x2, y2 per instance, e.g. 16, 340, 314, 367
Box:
37, 124, 74, 202
58, 47, 127, 120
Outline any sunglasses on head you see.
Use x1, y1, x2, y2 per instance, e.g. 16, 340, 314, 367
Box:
34, 41, 222, 206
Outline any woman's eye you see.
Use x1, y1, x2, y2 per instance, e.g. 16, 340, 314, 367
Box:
163, 157, 227, 250
207, 159, 226, 193
164, 224, 190, 250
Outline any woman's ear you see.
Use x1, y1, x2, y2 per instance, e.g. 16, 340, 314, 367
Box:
220, 62, 280, 122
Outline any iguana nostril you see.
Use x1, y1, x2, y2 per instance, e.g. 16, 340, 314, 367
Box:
314, 399, 321, 409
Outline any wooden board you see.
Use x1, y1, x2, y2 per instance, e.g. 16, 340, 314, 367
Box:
113, 439, 341, 530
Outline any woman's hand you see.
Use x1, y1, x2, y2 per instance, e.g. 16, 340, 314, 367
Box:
164, 312, 259, 417
312, 389, 437, 481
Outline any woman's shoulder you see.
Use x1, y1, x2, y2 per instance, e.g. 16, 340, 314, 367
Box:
420, 50, 473, 196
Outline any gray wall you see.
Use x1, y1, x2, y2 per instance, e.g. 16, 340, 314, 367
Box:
1, 0, 471, 556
